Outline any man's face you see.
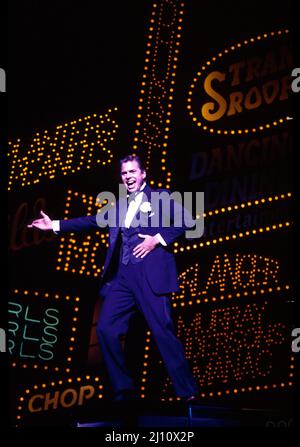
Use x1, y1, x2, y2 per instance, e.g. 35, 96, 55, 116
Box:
120, 160, 146, 193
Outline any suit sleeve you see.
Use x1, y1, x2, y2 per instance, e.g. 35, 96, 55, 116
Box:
58, 215, 99, 233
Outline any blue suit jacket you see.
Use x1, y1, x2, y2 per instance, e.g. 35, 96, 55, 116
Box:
59, 185, 193, 295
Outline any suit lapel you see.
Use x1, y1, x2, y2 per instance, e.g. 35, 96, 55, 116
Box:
143, 184, 152, 202
118, 195, 128, 227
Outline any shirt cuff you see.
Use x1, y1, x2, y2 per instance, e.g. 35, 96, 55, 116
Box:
155, 233, 167, 246
52, 220, 60, 233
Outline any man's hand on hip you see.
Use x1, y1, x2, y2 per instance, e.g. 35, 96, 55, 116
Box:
133, 234, 160, 259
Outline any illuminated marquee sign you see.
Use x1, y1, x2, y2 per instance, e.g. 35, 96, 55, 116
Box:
8, 106, 118, 190
187, 29, 292, 135
8, 289, 80, 372
189, 127, 292, 210
174, 192, 292, 253
173, 251, 291, 302
161, 301, 293, 399
132, 0, 186, 188
190, 128, 292, 183
142, 253, 294, 401
15, 375, 104, 427
9, 197, 56, 252
56, 189, 109, 277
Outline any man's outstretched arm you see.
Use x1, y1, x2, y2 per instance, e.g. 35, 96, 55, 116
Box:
27, 210, 99, 233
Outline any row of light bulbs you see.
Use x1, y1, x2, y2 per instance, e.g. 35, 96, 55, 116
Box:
132, 2, 185, 189
8, 108, 118, 190
187, 29, 291, 135
15, 375, 104, 426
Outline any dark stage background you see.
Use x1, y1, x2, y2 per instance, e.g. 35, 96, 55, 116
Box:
7, 0, 297, 426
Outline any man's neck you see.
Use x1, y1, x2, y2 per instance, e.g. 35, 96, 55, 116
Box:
139, 182, 146, 192
128, 182, 146, 197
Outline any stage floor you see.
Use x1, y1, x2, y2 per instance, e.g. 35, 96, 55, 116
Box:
75, 400, 294, 428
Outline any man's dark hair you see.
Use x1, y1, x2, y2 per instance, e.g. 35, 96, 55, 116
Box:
119, 154, 145, 172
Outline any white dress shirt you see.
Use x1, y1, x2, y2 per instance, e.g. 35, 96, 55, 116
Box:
124, 181, 147, 228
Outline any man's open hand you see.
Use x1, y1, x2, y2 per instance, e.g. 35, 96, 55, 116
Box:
27, 210, 53, 231
133, 234, 159, 259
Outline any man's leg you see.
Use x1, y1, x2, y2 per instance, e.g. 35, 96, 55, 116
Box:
129, 263, 198, 399
96, 267, 136, 396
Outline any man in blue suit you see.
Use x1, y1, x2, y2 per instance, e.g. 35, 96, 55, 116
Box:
28, 155, 198, 402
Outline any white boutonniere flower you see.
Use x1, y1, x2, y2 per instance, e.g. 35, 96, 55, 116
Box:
140, 201, 152, 213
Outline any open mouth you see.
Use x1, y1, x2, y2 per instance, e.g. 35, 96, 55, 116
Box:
126, 179, 136, 188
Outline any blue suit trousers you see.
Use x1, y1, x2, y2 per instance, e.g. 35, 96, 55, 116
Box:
96, 262, 198, 398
